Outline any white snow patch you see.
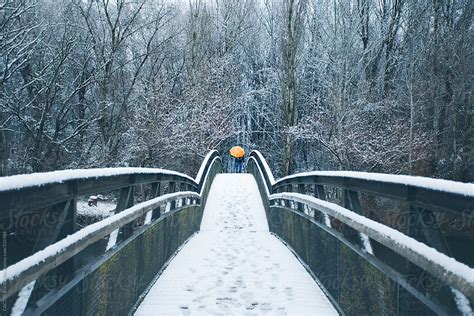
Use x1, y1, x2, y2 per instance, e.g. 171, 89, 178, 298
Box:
323, 214, 332, 227
277, 171, 474, 197
452, 288, 474, 316
11, 280, 35, 316
144, 211, 152, 225
360, 233, 374, 255
106, 230, 119, 251
0, 168, 194, 192
77, 200, 116, 218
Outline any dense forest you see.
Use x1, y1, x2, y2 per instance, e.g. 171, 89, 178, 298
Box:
1, 0, 472, 181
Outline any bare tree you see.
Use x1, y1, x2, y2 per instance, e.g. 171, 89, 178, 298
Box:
279, 0, 308, 175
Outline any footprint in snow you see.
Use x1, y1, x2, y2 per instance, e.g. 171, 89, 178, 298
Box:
240, 291, 253, 301
270, 285, 278, 295
192, 295, 206, 303
247, 302, 259, 310
180, 305, 190, 316
215, 277, 224, 287
259, 302, 272, 311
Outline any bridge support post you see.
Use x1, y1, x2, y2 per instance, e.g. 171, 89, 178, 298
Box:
286, 185, 293, 208
297, 184, 305, 212
403, 205, 459, 314
117, 185, 135, 242
313, 184, 327, 223
168, 182, 176, 210
17, 199, 79, 314
180, 183, 187, 207
343, 190, 365, 247
150, 182, 161, 220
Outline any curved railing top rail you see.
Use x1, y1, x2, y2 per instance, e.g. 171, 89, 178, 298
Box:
0, 166, 199, 215
250, 150, 473, 214
195, 150, 221, 192
276, 171, 474, 197
274, 171, 473, 214
249, 151, 275, 195
0, 191, 200, 300
0, 168, 195, 192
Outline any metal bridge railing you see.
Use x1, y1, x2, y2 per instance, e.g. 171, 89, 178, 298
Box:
0, 151, 222, 315
247, 150, 474, 316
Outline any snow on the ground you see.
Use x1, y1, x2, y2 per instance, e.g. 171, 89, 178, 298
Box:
135, 174, 337, 316
0, 168, 193, 192
77, 200, 116, 218
277, 171, 474, 196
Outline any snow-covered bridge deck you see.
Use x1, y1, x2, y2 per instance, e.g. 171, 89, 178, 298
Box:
134, 174, 338, 315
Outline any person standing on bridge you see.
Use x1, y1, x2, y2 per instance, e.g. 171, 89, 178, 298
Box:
230, 146, 245, 173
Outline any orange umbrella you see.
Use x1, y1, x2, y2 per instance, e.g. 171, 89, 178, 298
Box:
230, 146, 245, 158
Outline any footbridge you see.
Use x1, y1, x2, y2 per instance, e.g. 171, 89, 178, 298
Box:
1, 151, 473, 315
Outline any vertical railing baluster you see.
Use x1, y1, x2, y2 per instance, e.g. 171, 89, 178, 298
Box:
297, 183, 305, 212
286, 184, 293, 208
187, 184, 193, 205
344, 189, 372, 252
150, 182, 161, 220
168, 181, 176, 210
30, 198, 77, 310
180, 183, 186, 207
404, 204, 457, 311
313, 183, 328, 224
108, 185, 135, 248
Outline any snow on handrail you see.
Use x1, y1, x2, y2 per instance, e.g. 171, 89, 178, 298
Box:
250, 150, 275, 185
0, 168, 195, 192
270, 192, 474, 300
198, 156, 221, 196
275, 171, 474, 197
0, 191, 200, 300
195, 150, 219, 185
247, 156, 271, 197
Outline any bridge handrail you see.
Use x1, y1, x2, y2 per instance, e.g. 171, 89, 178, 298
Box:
0, 168, 198, 215
271, 192, 474, 301
248, 151, 275, 195
273, 171, 473, 215
195, 150, 221, 193
0, 191, 200, 300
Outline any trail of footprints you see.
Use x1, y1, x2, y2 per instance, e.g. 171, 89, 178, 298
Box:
179, 179, 293, 314
179, 227, 294, 313
136, 175, 336, 316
